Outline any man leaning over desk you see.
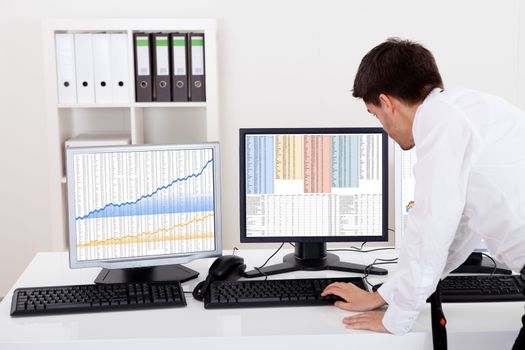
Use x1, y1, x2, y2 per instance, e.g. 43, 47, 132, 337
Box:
321, 38, 525, 349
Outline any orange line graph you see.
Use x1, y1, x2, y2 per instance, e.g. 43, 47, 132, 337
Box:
77, 213, 214, 247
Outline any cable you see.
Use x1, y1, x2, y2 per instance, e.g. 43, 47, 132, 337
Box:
254, 242, 285, 281
183, 291, 193, 294
232, 247, 239, 256
363, 257, 398, 288
480, 252, 497, 275
349, 241, 367, 251
259, 242, 285, 268
329, 247, 396, 253
327, 241, 396, 254
254, 267, 269, 281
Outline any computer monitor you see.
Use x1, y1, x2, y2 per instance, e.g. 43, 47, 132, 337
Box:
239, 128, 389, 277
393, 145, 510, 274
66, 143, 222, 284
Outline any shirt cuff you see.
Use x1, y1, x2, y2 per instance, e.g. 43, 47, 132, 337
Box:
378, 285, 419, 335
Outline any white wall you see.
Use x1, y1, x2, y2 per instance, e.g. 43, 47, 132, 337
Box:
0, 0, 523, 296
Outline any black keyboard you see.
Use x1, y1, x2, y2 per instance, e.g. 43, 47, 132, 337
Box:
10, 282, 186, 316
439, 275, 525, 302
204, 277, 367, 309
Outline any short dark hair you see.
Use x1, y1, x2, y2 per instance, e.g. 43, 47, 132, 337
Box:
352, 38, 443, 106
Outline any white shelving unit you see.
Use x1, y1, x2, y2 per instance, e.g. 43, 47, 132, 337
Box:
42, 19, 219, 250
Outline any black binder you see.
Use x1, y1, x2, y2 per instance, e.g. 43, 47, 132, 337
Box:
133, 33, 153, 102
151, 33, 171, 102
170, 33, 189, 102
189, 33, 206, 102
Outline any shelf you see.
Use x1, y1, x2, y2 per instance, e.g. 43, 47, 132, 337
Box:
58, 102, 207, 108
58, 103, 131, 109
133, 102, 207, 108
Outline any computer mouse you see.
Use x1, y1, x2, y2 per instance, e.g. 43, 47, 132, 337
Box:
372, 283, 383, 292
208, 255, 246, 281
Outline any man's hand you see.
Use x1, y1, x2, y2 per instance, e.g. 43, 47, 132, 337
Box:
321, 282, 386, 312
343, 310, 390, 333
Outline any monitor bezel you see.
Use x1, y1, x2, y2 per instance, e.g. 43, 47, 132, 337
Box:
239, 127, 388, 243
66, 143, 222, 269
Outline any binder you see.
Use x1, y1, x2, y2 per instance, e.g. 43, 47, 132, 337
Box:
92, 33, 113, 104
110, 33, 130, 103
170, 33, 189, 102
74, 33, 95, 104
133, 33, 153, 102
152, 33, 171, 102
55, 33, 77, 104
189, 33, 206, 102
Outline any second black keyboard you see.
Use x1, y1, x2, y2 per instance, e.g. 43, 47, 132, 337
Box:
11, 282, 186, 316
439, 274, 525, 302
204, 277, 367, 309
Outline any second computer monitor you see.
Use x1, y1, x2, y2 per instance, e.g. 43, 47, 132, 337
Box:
239, 128, 388, 277
66, 143, 222, 284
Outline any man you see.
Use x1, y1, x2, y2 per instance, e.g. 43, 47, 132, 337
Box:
321, 38, 525, 347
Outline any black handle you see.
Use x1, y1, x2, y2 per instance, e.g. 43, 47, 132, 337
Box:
430, 280, 447, 350
192, 274, 213, 301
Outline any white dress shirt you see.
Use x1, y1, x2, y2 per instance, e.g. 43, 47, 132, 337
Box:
378, 88, 525, 335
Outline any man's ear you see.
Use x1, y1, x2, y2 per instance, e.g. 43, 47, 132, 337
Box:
378, 94, 394, 113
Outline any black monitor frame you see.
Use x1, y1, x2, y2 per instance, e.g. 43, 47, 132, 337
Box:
239, 127, 389, 277
239, 127, 389, 244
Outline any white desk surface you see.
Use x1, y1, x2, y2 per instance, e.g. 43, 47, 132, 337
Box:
0, 249, 522, 350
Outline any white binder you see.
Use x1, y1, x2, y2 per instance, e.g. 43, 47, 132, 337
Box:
55, 33, 77, 104
74, 33, 95, 104
92, 33, 113, 104
110, 33, 130, 103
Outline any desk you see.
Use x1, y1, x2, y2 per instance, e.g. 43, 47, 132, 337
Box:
0, 249, 522, 349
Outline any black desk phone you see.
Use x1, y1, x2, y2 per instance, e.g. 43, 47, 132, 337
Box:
192, 255, 246, 301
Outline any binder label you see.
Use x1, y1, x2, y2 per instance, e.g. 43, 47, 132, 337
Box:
156, 37, 169, 76
191, 37, 204, 75
173, 37, 186, 76
136, 36, 150, 76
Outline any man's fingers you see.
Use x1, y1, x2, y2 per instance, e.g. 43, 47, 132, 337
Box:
321, 282, 356, 296
343, 314, 367, 324
343, 314, 372, 330
345, 321, 371, 330
322, 287, 349, 300
334, 301, 357, 311
321, 282, 346, 294
321, 285, 340, 296
341, 311, 389, 333
321, 284, 345, 296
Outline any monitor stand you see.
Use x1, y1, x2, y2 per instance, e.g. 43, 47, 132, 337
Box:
450, 252, 511, 275
244, 242, 388, 278
94, 264, 199, 284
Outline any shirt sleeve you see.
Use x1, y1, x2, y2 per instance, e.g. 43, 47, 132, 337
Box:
378, 100, 481, 335
442, 215, 483, 276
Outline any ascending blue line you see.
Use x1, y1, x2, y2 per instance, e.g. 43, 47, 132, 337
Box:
75, 158, 213, 221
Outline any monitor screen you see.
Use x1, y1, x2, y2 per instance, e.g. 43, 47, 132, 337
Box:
239, 128, 388, 243
66, 143, 222, 269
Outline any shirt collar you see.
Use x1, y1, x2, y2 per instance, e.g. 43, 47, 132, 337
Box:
421, 87, 443, 105
413, 88, 443, 138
